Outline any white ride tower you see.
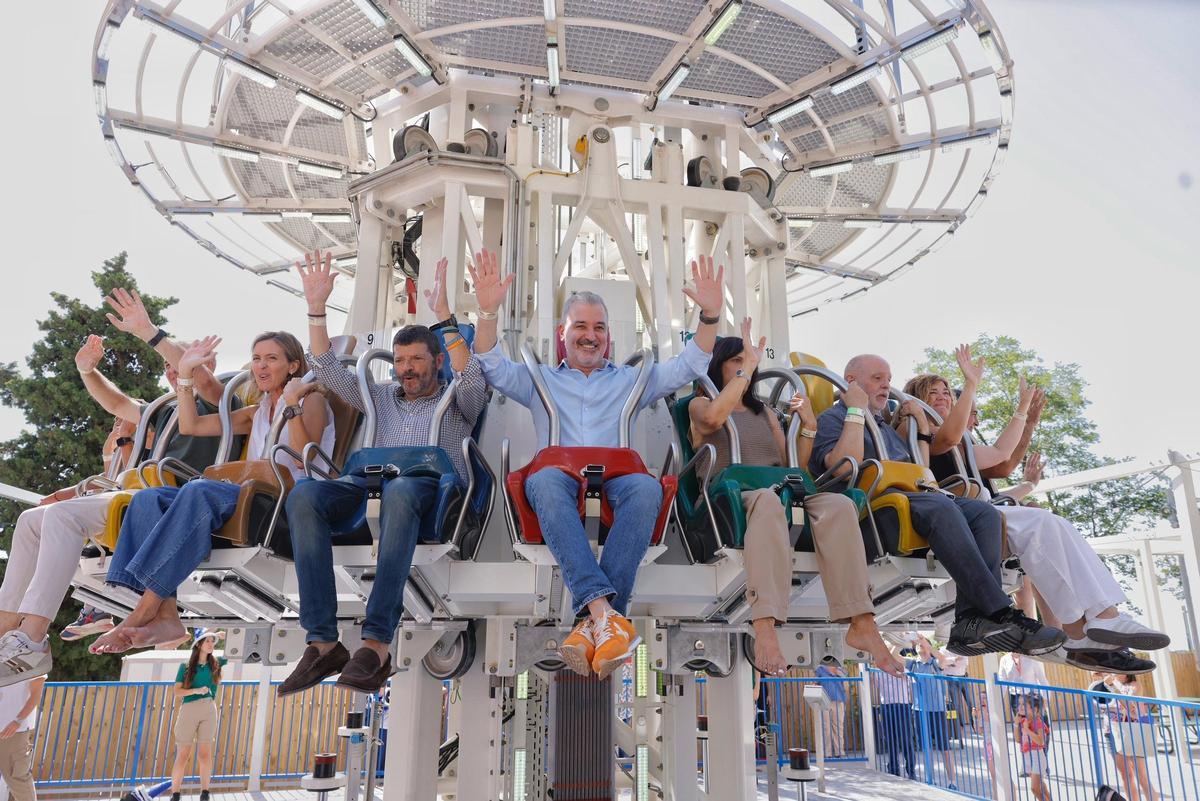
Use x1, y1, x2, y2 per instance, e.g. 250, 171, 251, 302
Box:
86, 1, 1017, 798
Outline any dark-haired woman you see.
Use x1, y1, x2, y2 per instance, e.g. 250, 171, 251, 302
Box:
93, 332, 335, 653
170, 630, 226, 801
687, 319, 903, 678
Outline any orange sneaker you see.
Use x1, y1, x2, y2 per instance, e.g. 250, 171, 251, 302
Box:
560, 618, 596, 676
591, 610, 641, 680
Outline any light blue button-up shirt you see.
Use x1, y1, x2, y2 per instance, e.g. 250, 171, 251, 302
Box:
476, 340, 712, 448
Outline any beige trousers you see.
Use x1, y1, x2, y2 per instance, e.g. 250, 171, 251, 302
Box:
823, 699, 847, 756
742, 490, 873, 623
0, 730, 36, 801
0, 495, 111, 620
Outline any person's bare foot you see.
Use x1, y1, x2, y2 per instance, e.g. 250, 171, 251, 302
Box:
752, 619, 788, 676
90, 626, 135, 654
126, 617, 188, 649
846, 614, 905, 677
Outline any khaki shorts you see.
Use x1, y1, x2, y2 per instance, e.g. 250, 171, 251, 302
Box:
175, 699, 218, 744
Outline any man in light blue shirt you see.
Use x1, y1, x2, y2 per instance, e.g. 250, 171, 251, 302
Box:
470, 249, 723, 680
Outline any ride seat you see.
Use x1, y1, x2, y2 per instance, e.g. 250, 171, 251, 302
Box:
505, 446, 676, 546
670, 394, 867, 563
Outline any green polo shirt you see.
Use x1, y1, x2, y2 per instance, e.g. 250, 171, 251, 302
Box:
176, 656, 227, 704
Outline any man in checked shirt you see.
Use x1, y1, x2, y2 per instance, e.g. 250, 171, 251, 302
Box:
277, 250, 488, 696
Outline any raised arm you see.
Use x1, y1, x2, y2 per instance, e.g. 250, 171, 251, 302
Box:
996, 452, 1043, 502
424, 256, 473, 374
75, 334, 143, 423
681, 254, 724, 355
297, 249, 336, 358
468, 250, 534, 404
176, 337, 255, 437
105, 288, 224, 406
930, 344, 984, 455
975, 378, 1036, 471
689, 318, 762, 441
982, 386, 1044, 477
468, 248, 514, 356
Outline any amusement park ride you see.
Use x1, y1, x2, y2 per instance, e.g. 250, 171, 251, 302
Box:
82, 0, 1015, 798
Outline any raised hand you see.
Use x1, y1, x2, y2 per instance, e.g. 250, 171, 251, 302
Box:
843, 380, 869, 410
683, 254, 725, 319
105, 288, 157, 342
466, 249, 513, 315
296, 250, 337, 313
178, 336, 221, 377
1028, 386, 1047, 425
1017, 376, 1035, 414
738, 317, 766, 373
955, 344, 985, 388
423, 257, 451, 319
76, 334, 105, 374
1022, 452, 1044, 486
282, 379, 319, 407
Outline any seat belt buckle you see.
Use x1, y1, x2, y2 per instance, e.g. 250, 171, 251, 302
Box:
581, 464, 604, 518
781, 474, 808, 507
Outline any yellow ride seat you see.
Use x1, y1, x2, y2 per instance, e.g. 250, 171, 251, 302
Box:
789, 352, 836, 415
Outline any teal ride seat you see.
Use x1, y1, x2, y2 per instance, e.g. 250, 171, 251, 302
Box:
671, 394, 867, 564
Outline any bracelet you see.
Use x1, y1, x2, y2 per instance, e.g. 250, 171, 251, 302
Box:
698, 311, 721, 325
176, 377, 194, 388
1012, 411, 1028, 420
78, 367, 95, 376
431, 314, 459, 331
178, 385, 194, 393
446, 337, 468, 350
115, 436, 133, 447
845, 415, 865, 426
917, 432, 933, 443
307, 315, 328, 326
147, 328, 169, 348
800, 428, 817, 439
845, 406, 865, 418
476, 309, 498, 321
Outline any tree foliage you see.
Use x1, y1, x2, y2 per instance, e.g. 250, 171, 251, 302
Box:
0, 253, 175, 680
913, 335, 1172, 591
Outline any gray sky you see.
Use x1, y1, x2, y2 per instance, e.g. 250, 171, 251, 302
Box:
0, 0, 1196, 468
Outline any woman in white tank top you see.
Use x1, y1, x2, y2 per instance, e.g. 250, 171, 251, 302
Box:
92, 331, 334, 654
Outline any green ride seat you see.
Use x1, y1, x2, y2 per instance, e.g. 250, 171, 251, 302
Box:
671, 393, 867, 563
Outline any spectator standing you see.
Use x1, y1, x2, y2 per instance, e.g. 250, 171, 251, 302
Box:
0, 676, 45, 801
814, 656, 849, 757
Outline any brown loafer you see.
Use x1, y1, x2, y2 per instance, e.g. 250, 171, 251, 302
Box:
336, 647, 393, 693
277, 642, 350, 697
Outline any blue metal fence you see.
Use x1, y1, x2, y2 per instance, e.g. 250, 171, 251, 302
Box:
32, 680, 359, 796
758, 676, 869, 764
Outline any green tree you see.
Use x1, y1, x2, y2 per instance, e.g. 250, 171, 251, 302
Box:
913, 335, 1171, 591
0, 253, 176, 680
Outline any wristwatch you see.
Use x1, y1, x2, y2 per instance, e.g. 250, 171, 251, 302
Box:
430, 314, 459, 332
282, 404, 304, 420
734, 369, 747, 380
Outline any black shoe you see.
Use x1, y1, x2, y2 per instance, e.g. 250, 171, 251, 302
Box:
336, 647, 393, 693
947, 608, 1066, 656
170, 794, 181, 801
277, 642, 350, 697
1067, 646, 1155, 675
199, 791, 210, 801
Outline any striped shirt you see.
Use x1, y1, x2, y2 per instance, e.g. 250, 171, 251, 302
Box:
308, 348, 488, 479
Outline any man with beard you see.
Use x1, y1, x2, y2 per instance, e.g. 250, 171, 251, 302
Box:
278, 250, 488, 695
469, 249, 723, 680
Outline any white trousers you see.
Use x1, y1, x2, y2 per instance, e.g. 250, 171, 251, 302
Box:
0, 494, 111, 620
1001, 504, 1125, 623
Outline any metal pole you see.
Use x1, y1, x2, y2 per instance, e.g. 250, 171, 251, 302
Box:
247, 668, 273, 790
858, 670, 876, 765
1136, 538, 1178, 699
128, 683, 151, 783
1170, 450, 1200, 671
982, 653, 1013, 801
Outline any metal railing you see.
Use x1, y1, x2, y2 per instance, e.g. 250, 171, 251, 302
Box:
866, 669, 1200, 801
32, 680, 361, 796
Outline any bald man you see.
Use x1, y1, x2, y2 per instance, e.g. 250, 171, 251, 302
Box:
809, 354, 1065, 657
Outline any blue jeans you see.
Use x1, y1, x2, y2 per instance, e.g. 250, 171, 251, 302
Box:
903, 493, 1008, 619
106, 481, 240, 598
523, 468, 662, 617
879, 703, 916, 778
287, 475, 438, 644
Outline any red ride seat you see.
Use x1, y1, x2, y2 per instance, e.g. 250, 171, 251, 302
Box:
506, 446, 677, 545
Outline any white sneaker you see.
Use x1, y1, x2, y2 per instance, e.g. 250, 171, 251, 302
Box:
1035, 644, 1069, 665
0, 631, 52, 688
1085, 613, 1170, 651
